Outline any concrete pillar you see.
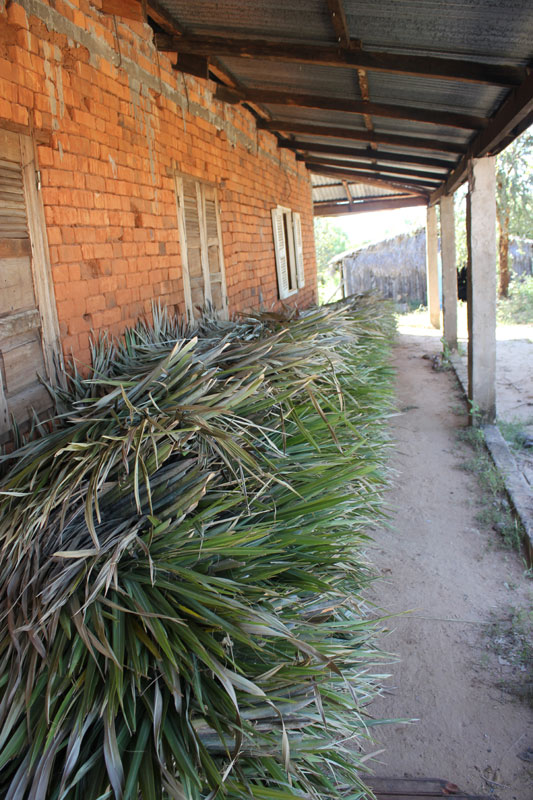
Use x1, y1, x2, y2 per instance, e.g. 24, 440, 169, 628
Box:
425, 205, 440, 328
467, 156, 497, 423
440, 194, 457, 350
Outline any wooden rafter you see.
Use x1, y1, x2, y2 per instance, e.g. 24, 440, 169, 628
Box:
147, 0, 185, 33
431, 71, 533, 203
356, 68, 378, 157
324, 0, 378, 158
154, 33, 526, 87
258, 121, 466, 154
341, 179, 355, 207
314, 195, 428, 216
304, 155, 443, 182
146, 2, 272, 117
286, 141, 454, 170
326, 0, 353, 49
214, 86, 486, 130
309, 164, 431, 193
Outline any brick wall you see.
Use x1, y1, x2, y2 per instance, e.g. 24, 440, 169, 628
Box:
0, 0, 317, 366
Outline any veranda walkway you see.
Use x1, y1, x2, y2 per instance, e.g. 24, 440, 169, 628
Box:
367, 326, 533, 800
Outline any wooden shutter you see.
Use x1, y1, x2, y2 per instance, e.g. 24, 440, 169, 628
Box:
203, 184, 228, 319
0, 129, 60, 441
292, 212, 305, 289
271, 207, 290, 299
175, 175, 206, 320
175, 175, 227, 321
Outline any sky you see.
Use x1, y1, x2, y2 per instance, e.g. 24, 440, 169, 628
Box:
332, 204, 427, 252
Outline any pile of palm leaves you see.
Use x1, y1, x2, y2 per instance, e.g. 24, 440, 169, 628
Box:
0, 296, 395, 800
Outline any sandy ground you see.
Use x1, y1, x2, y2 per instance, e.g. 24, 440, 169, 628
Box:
401, 306, 533, 486
366, 320, 533, 799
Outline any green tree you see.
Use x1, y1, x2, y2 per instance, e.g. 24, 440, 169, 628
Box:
454, 127, 533, 298
313, 218, 350, 301
495, 130, 533, 296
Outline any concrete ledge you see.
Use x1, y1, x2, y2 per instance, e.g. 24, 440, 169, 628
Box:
450, 352, 533, 564
483, 425, 533, 564
450, 352, 468, 394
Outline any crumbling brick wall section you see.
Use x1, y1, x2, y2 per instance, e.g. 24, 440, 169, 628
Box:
0, 0, 317, 365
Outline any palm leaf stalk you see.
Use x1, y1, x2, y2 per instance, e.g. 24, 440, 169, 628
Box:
0, 295, 395, 799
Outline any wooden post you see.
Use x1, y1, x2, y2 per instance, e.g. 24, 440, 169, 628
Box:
467, 157, 497, 423
439, 194, 457, 349
426, 204, 440, 328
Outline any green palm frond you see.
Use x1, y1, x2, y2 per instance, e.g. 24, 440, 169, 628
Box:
0, 295, 395, 799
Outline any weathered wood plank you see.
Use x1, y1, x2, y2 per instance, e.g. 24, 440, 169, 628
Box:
173, 53, 210, 79
314, 195, 427, 216
0, 129, 21, 163
101, 0, 144, 21
0, 239, 31, 258
20, 136, 63, 386
154, 33, 525, 87
326, 0, 354, 49
0, 309, 40, 341
0, 257, 35, 315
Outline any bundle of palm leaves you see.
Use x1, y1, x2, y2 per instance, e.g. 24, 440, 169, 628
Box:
0, 296, 395, 800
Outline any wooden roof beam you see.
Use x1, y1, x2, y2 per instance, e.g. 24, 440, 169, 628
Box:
314, 195, 428, 216
309, 164, 432, 193
324, 1, 379, 157
215, 86, 486, 130
326, 0, 356, 49
147, 0, 185, 33
341, 179, 355, 204
431, 71, 533, 203
154, 33, 527, 87
304, 155, 444, 182
283, 140, 455, 169
147, 2, 272, 118
258, 120, 466, 154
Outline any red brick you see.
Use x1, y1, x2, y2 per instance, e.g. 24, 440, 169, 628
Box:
0, 3, 317, 361
7, 2, 28, 28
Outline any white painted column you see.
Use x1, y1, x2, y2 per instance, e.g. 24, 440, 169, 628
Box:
425, 205, 440, 329
467, 156, 497, 423
440, 194, 457, 350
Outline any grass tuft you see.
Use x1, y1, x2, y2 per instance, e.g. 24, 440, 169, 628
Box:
458, 427, 524, 551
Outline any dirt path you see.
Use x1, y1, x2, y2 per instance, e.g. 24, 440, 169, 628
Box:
367, 331, 533, 800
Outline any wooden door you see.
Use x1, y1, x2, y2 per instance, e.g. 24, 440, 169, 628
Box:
0, 129, 60, 441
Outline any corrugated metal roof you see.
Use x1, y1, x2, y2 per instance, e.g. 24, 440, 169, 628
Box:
221, 59, 361, 97
160, 0, 532, 61
349, 183, 399, 199
157, 0, 335, 43
151, 0, 533, 213
296, 134, 462, 162
344, 0, 533, 61
265, 106, 369, 130
367, 72, 508, 117
371, 117, 471, 144
311, 176, 402, 203
311, 174, 342, 187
